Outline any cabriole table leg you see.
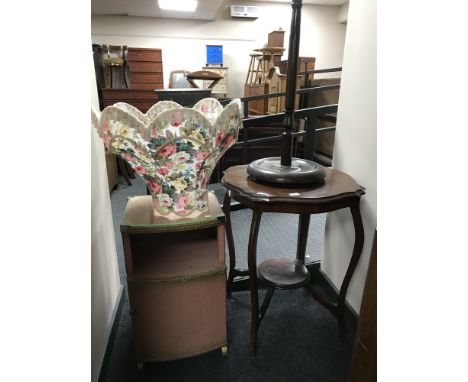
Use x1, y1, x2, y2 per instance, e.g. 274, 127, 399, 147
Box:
248, 208, 262, 355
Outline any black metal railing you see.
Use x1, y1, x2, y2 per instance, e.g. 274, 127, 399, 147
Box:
235, 104, 338, 165
230, 67, 342, 166
188, 67, 341, 174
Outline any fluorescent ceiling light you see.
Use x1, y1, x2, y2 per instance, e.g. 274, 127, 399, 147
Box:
158, 0, 198, 12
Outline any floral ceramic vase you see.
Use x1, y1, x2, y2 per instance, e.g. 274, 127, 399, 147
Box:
92, 98, 242, 216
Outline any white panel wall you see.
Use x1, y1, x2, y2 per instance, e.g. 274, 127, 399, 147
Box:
90, 53, 122, 382
91, 1, 346, 98
322, 0, 376, 313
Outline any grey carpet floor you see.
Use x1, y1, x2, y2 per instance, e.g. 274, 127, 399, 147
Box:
101, 175, 354, 382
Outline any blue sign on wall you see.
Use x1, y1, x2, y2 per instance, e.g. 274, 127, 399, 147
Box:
206, 45, 223, 65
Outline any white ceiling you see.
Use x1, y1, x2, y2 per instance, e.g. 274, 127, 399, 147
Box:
91, 0, 348, 21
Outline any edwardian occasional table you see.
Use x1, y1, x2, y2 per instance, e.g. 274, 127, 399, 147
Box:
221, 165, 365, 354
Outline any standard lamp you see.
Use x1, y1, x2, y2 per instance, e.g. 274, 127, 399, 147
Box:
247, 0, 326, 186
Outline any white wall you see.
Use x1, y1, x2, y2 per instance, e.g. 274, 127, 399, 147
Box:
337, 2, 349, 24
321, 0, 376, 313
91, 53, 122, 382
91, 1, 346, 98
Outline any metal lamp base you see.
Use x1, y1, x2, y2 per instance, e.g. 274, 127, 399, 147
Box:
247, 157, 326, 187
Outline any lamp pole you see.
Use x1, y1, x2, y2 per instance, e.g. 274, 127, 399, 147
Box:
247, 0, 325, 186
281, 0, 302, 166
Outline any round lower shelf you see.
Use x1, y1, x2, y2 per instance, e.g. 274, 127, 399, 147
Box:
258, 258, 310, 290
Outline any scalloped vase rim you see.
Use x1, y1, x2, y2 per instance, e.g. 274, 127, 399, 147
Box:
93, 98, 242, 217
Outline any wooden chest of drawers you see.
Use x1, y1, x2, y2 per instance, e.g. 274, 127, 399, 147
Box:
127, 48, 164, 90
101, 89, 159, 112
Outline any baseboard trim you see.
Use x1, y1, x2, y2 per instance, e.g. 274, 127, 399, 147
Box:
231, 261, 358, 330
97, 283, 125, 382
307, 261, 358, 331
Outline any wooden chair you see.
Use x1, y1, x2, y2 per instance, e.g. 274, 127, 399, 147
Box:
102, 44, 128, 88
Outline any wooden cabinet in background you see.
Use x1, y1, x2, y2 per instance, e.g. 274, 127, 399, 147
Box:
268, 30, 285, 48
127, 48, 164, 90
202, 66, 229, 98
278, 56, 316, 75
101, 88, 159, 113
244, 84, 268, 115
265, 69, 302, 115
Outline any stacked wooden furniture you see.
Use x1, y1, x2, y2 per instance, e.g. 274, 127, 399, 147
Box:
278, 56, 316, 76
265, 68, 302, 115
267, 30, 285, 53
244, 48, 285, 115
101, 47, 164, 113
264, 57, 315, 115
120, 193, 228, 368
244, 30, 289, 115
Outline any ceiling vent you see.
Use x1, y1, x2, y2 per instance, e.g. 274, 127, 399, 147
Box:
230, 5, 259, 19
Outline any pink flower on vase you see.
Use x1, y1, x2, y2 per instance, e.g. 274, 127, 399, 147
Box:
176, 196, 190, 209
215, 131, 225, 146
195, 162, 202, 171
224, 134, 235, 148
102, 121, 110, 135
196, 151, 210, 161
134, 165, 147, 175
103, 135, 110, 149
148, 181, 162, 194
157, 167, 170, 176
201, 104, 208, 113
101, 122, 111, 147
173, 152, 191, 162
121, 152, 136, 162
157, 144, 177, 157
163, 161, 175, 168
171, 114, 182, 128
200, 171, 208, 189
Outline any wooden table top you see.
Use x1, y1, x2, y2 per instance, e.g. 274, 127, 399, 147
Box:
254, 47, 286, 54
222, 165, 364, 205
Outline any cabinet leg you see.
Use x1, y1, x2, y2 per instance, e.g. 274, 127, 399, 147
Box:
223, 191, 237, 298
